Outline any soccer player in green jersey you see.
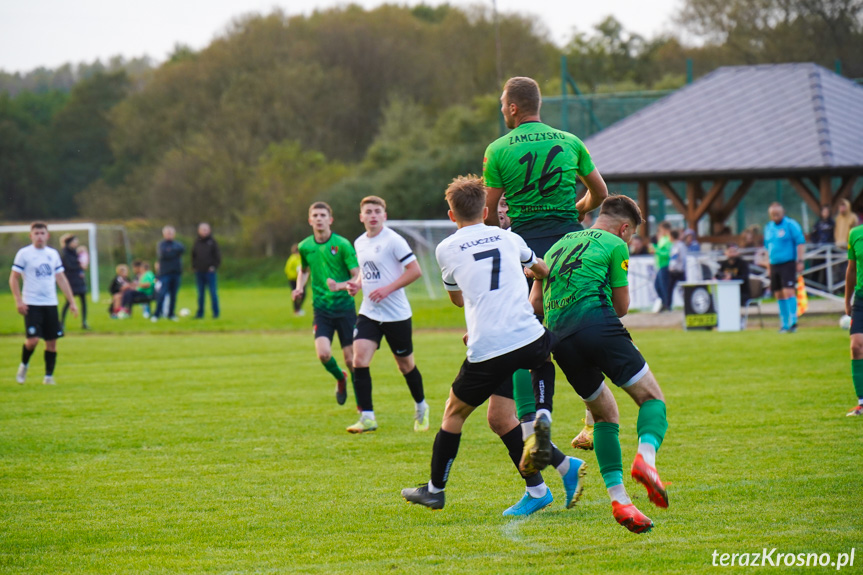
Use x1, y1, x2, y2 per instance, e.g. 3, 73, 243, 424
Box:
483, 76, 610, 458
292, 202, 360, 405
530, 195, 670, 534
844, 225, 863, 416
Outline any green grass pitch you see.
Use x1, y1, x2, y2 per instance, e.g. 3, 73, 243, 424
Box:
0, 287, 860, 573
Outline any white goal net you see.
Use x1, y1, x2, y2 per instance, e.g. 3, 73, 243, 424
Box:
387, 220, 457, 299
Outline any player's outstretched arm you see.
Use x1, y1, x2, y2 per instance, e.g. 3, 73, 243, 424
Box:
327, 267, 361, 293
9, 271, 27, 315
611, 286, 630, 318
56, 273, 79, 317
576, 168, 609, 220
368, 261, 422, 303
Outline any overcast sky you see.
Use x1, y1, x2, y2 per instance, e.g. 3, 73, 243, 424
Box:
0, 0, 682, 73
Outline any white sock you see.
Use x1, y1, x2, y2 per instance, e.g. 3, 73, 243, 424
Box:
520, 419, 535, 440
858, 398, 863, 406
526, 483, 547, 498
416, 400, 428, 411
361, 410, 375, 420
556, 456, 570, 477
536, 408, 552, 423
584, 409, 594, 426
637, 441, 657, 467
608, 484, 631, 504
427, 480, 443, 494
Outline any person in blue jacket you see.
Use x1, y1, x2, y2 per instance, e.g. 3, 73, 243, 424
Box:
764, 203, 806, 333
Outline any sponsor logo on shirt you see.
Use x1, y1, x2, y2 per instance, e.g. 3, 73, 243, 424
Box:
362, 261, 381, 280
35, 263, 52, 278
621, 259, 629, 272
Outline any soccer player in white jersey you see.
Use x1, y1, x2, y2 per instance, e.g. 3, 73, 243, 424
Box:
334, 195, 428, 433
9, 222, 79, 385
401, 176, 585, 516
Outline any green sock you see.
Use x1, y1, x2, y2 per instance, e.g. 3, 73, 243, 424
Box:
322, 357, 344, 381
513, 369, 535, 420
852, 359, 863, 398
637, 399, 668, 450
594, 421, 623, 488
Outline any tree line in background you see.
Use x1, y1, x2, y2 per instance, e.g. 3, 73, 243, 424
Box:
2, 0, 862, 254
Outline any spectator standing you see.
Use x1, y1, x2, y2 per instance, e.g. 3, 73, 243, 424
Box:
834, 199, 858, 249
668, 230, 687, 306
629, 235, 650, 255
811, 205, 836, 288
59, 234, 89, 330
285, 244, 305, 316
192, 223, 221, 319
652, 222, 673, 312
764, 203, 806, 333
683, 229, 700, 252
152, 225, 184, 322
811, 205, 836, 245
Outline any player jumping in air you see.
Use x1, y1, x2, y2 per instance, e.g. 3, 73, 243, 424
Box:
292, 202, 360, 405
483, 76, 609, 458
530, 195, 670, 533
401, 176, 585, 516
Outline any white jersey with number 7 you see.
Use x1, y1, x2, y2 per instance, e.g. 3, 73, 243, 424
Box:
435, 223, 545, 363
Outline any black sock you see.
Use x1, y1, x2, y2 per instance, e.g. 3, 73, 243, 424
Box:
22, 345, 35, 365
61, 301, 70, 324
353, 367, 373, 411
403, 366, 424, 403
44, 350, 57, 376
532, 361, 555, 413
551, 444, 566, 468
79, 295, 87, 325
430, 429, 461, 490
500, 425, 544, 487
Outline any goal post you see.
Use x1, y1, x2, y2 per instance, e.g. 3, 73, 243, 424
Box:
387, 220, 457, 299
0, 222, 130, 303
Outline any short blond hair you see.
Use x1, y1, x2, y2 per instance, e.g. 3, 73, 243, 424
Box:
360, 196, 386, 211
115, 264, 129, 275
445, 175, 486, 221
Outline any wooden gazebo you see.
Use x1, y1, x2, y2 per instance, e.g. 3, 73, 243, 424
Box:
583, 63, 863, 239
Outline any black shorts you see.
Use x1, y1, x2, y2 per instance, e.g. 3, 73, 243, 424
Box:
451, 330, 556, 407
552, 323, 648, 401
313, 308, 357, 347
522, 227, 581, 262
24, 305, 63, 341
851, 299, 863, 335
354, 315, 414, 357
769, 261, 797, 293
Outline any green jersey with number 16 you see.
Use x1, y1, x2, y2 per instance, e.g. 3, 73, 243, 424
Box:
542, 228, 629, 340
483, 121, 595, 239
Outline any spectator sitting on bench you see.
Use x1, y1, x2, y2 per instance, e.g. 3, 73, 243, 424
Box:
715, 243, 751, 302
109, 264, 134, 318
121, 260, 157, 318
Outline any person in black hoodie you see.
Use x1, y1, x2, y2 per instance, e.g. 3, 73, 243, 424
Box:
192, 222, 221, 319
152, 225, 185, 321
60, 234, 89, 329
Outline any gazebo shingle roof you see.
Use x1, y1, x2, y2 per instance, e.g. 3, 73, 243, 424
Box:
583, 63, 863, 181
